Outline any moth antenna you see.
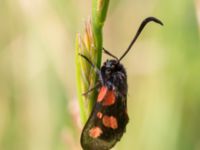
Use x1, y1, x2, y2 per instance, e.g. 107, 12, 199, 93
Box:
103, 48, 119, 60
119, 17, 163, 61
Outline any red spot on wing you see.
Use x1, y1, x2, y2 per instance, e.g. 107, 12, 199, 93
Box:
89, 127, 103, 138
109, 116, 118, 129
97, 86, 108, 102
102, 116, 110, 127
97, 86, 116, 106
102, 115, 118, 129
97, 112, 103, 119
102, 90, 115, 106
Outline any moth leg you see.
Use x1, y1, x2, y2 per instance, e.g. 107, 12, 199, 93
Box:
82, 82, 100, 96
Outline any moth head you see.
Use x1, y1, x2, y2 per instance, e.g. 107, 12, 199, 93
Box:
102, 59, 119, 76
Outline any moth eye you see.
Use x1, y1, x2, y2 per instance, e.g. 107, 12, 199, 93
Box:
106, 69, 111, 74
111, 65, 115, 69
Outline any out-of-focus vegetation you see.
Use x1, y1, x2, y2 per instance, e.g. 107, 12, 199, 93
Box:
0, 0, 200, 150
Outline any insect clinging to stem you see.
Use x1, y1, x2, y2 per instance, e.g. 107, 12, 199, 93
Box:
79, 17, 163, 150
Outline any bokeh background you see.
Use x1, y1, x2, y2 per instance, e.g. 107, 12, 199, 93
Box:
1, 0, 200, 150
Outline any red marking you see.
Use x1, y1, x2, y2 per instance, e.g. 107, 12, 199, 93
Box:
89, 127, 103, 138
102, 90, 115, 106
110, 116, 118, 129
97, 86, 108, 102
102, 116, 110, 127
102, 115, 118, 129
97, 112, 103, 119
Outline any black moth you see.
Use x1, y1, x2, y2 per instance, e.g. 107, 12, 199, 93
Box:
79, 17, 163, 150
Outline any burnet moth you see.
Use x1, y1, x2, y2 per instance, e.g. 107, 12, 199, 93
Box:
79, 17, 163, 150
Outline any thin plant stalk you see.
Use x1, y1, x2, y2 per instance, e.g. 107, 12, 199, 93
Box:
75, 0, 110, 124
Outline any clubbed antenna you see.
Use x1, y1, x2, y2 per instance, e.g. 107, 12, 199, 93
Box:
119, 17, 163, 61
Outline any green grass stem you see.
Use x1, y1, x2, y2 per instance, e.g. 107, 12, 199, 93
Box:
75, 0, 110, 124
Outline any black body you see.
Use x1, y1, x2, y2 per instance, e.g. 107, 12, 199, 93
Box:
81, 60, 129, 150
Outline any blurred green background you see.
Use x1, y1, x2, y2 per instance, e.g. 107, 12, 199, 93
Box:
0, 0, 200, 150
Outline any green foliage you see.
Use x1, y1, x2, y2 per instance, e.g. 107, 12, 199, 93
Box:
1, 0, 200, 150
